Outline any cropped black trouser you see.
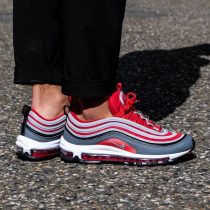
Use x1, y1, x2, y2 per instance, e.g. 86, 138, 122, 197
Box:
13, 0, 126, 97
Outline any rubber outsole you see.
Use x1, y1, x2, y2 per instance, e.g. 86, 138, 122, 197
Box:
16, 135, 60, 161
16, 148, 59, 161
60, 139, 195, 166
60, 150, 195, 166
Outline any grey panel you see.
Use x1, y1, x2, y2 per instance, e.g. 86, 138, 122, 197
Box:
63, 129, 194, 155
24, 127, 62, 142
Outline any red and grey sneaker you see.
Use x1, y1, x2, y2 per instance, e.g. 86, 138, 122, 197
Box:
60, 83, 195, 166
16, 105, 66, 160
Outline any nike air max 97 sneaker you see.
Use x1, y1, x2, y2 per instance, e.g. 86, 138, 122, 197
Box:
60, 83, 195, 166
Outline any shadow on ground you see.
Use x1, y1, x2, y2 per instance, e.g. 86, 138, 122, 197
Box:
118, 44, 210, 121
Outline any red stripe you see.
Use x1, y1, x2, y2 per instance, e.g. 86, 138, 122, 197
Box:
66, 122, 183, 143
97, 139, 137, 153
31, 109, 65, 121
70, 112, 94, 123
68, 114, 172, 137
27, 120, 64, 133
29, 114, 66, 127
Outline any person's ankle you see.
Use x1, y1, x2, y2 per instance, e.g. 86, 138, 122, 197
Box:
71, 96, 113, 121
32, 96, 69, 119
31, 84, 69, 119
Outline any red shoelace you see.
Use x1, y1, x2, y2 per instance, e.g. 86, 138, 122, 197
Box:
115, 92, 162, 131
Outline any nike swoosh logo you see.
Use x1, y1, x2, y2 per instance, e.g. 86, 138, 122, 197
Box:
109, 140, 126, 150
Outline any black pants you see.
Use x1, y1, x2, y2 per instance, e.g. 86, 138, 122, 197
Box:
13, 0, 126, 97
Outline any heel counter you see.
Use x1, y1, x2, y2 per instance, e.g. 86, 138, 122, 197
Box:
20, 105, 31, 135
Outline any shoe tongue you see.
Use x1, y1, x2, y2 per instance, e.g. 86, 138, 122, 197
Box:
108, 83, 126, 115
108, 83, 162, 132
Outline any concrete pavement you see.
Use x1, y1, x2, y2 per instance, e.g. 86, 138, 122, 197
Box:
0, 0, 209, 209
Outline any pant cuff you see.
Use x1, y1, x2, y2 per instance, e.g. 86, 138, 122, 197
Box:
14, 66, 62, 85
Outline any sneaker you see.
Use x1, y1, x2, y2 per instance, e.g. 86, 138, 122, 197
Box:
60, 83, 195, 166
16, 105, 66, 160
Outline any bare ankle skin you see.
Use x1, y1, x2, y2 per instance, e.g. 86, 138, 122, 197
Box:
71, 96, 113, 121
32, 84, 70, 119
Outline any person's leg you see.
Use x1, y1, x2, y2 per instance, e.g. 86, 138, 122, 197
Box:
60, 0, 126, 120
32, 84, 69, 119
13, 0, 68, 159
60, 0, 126, 98
70, 96, 112, 121
13, 0, 69, 119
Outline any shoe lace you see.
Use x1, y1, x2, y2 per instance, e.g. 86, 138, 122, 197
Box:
115, 92, 161, 130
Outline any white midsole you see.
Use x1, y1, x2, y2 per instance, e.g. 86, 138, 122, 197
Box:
16, 135, 60, 155
60, 136, 190, 160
